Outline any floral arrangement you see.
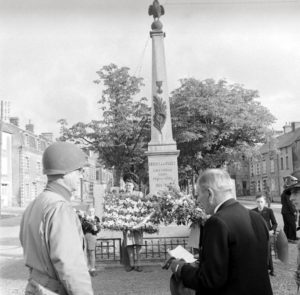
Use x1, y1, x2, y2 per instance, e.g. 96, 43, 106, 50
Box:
151, 185, 208, 226
101, 192, 160, 233
101, 185, 208, 233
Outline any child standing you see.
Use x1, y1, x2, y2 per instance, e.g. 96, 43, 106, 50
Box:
252, 194, 278, 276
82, 205, 101, 276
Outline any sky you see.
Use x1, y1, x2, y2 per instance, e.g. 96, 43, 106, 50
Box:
0, 0, 299, 137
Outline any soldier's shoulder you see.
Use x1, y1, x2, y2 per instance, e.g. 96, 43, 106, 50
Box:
37, 190, 71, 214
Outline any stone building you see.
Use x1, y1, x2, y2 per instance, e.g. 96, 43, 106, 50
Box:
249, 122, 300, 202
1, 118, 52, 207
227, 157, 250, 197
1, 117, 113, 208
76, 150, 113, 203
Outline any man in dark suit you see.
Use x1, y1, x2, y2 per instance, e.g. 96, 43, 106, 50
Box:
281, 176, 298, 243
252, 194, 278, 276
170, 169, 273, 295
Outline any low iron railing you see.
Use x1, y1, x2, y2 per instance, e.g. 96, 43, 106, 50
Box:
95, 236, 190, 263
96, 234, 279, 263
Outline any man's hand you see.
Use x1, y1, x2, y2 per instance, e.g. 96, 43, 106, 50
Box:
170, 259, 185, 275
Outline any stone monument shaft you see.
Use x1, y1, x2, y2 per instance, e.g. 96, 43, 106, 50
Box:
147, 0, 179, 194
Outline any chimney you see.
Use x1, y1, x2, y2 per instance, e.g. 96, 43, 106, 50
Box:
41, 132, 53, 142
9, 117, 19, 127
25, 121, 34, 133
283, 122, 292, 134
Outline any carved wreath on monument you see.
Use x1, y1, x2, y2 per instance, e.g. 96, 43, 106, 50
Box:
153, 95, 167, 133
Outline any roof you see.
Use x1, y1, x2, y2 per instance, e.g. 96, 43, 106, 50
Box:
260, 127, 300, 154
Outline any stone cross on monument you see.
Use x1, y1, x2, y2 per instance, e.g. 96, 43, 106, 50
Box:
146, 0, 180, 194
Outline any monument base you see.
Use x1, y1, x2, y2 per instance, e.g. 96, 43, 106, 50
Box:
146, 148, 179, 194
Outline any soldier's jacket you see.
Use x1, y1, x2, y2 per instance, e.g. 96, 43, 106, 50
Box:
20, 181, 94, 295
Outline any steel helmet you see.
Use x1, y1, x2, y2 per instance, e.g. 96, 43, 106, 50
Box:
42, 142, 87, 175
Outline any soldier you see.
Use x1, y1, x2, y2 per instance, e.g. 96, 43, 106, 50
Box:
19, 142, 94, 295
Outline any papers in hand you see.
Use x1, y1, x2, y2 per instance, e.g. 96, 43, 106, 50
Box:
167, 245, 197, 263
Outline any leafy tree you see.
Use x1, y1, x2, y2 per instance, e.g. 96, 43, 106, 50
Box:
58, 64, 151, 186
170, 78, 276, 191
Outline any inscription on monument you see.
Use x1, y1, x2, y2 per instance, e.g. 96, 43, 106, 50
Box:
148, 158, 178, 192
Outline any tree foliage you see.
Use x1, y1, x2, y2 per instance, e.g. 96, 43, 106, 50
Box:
170, 78, 276, 187
58, 64, 151, 185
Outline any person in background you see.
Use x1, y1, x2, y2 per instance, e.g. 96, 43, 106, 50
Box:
76, 209, 85, 222
252, 194, 278, 276
284, 170, 300, 291
122, 174, 144, 272
19, 142, 94, 295
169, 169, 272, 295
82, 205, 101, 276
281, 175, 298, 243
265, 185, 272, 208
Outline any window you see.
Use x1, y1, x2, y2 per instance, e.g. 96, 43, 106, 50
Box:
37, 162, 41, 174
2, 150, 8, 175
25, 184, 30, 199
271, 178, 275, 191
32, 183, 37, 198
257, 180, 261, 192
1, 183, 8, 197
25, 134, 29, 146
24, 157, 30, 173
40, 141, 46, 151
280, 158, 284, 170
28, 136, 36, 149
270, 159, 275, 173
96, 170, 100, 181
286, 156, 289, 170
262, 179, 267, 191
262, 160, 267, 174
256, 163, 260, 175
250, 162, 254, 176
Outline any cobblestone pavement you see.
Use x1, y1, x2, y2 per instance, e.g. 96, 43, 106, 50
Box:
0, 200, 290, 294
0, 214, 183, 295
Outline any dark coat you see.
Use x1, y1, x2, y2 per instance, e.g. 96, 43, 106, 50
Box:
281, 191, 297, 215
252, 207, 278, 232
82, 216, 101, 235
180, 199, 273, 295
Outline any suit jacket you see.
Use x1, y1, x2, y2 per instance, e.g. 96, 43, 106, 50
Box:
180, 199, 273, 295
252, 207, 277, 231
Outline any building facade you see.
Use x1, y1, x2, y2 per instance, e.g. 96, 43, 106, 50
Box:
227, 158, 250, 197
1, 119, 52, 207
76, 150, 113, 203
1, 118, 113, 208
249, 122, 300, 202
